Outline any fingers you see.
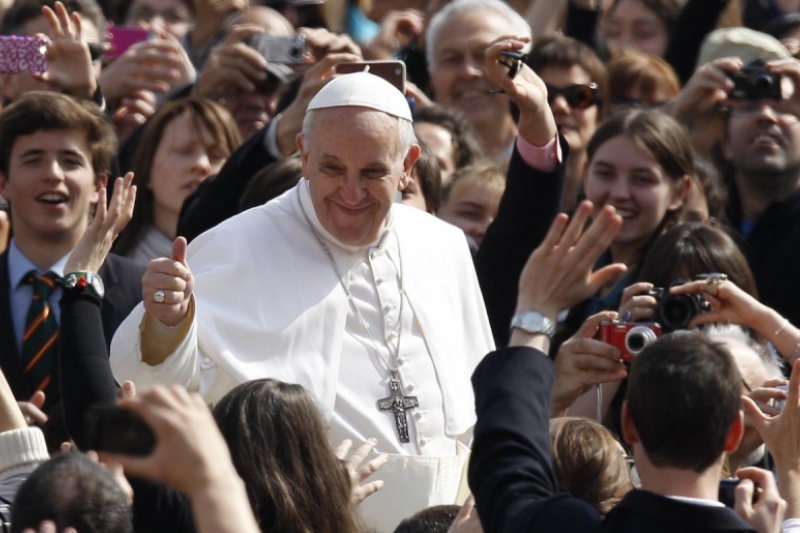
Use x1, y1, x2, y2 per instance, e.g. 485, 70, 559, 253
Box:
171, 237, 188, 266
555, 200, 593, 252
574, 311, 619, 339
734, 478, 755, 517
18, 401, 48, 426
537, 213, 569, 254
575, 205, 624, 271
335, 439, 352, 460
30, 390, 46, 409
347, 438, 377, 472
357, 454, 388, 482
223, 24, 265, 47
741, 395, 771, 431
357, 479, 384, 500
121, 381, 137, 401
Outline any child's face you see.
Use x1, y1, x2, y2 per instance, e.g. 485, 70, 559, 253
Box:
438, 181, 501, 247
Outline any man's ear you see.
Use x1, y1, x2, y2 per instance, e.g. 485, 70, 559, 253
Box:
400, 144, 421, 191
723, 410, 745, 454
621, 401, 639, 446
297, 133, 310, 180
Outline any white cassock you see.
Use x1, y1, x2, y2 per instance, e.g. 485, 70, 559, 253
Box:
110, 179, 495, 531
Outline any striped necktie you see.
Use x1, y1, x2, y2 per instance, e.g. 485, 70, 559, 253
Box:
22, 271, 60, 399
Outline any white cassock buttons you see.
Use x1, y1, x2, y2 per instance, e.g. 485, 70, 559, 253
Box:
398, 356, 409, 365
407, 382, 418, 391
376, 278, 386, 285
415, 410, 427, 420
420, 437, 430, 446
384, 304, 395, 313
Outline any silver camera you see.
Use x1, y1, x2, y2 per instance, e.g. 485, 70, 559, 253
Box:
246, 34, 306, 64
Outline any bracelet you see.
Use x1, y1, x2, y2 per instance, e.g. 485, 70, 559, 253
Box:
774, 317, 790, 337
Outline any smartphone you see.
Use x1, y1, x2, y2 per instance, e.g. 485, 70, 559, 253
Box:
107, 27, 150, 60
84, 405, 156, 456
335, 60, 406, 93
0, 35, 47, 74
718, 478, 739, 508
246, 34, 306, 64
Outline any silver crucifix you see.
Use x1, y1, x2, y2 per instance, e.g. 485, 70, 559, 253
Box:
377, 372, 419, 443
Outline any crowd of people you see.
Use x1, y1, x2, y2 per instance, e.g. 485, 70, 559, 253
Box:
2, 0, 800, 531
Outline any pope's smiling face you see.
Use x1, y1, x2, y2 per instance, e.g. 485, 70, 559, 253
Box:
299, 107, 419, 247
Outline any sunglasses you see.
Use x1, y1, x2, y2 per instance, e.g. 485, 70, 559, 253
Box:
546, 83, 598, 110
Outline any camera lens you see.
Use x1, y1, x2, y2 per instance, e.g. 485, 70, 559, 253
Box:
625, 326, 659, 356
752, 73, 775, 92
658, 295, 697, 332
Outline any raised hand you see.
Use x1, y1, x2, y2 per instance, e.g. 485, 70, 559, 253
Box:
552, 311, 627, 417
98, 38, 187, 102
143, 237, 194, 327
65, 173, 137, 274
369, 9, 423, 56
299, 28, 363, 62
484, 36, 556, 146
335, 438, 388, 507
667, 57, 742, 126
194, 25, 268, 101
112, 90, 158, 144
516, 201, 626, 321
37, 1, 96, 99
277, 52, 361, 155
742, 359, 800, 519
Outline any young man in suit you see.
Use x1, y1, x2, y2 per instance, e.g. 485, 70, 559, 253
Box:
469, 204, 792, 533
0, 91, 143, 447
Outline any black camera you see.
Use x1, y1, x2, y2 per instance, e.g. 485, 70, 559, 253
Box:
728, 60, 782, 101
645, 281, 710, 333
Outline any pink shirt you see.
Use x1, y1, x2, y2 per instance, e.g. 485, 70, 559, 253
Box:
516, 134, 562, 172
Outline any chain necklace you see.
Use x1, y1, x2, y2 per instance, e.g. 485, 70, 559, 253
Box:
296, 187, 405, 374
297, 188, 420, 443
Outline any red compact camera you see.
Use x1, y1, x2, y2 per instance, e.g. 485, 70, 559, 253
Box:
598, 321, 662, 361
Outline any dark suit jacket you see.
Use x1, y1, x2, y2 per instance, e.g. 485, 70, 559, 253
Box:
475, 138, 567, 347
0, 252, 144, 402
469, 347, 756, 533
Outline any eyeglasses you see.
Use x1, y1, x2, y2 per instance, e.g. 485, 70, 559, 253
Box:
546, 83, 598, 110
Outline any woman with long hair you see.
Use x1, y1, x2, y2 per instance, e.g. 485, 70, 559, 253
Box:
113, 98, 240, 263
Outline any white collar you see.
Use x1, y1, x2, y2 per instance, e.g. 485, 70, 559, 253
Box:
666, 495, 725, 508
297, 179, 393, 254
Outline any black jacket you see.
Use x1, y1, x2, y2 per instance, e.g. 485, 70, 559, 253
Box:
726, 181, 800, 331
475, 138, 567, 347
469, 346, 756, 533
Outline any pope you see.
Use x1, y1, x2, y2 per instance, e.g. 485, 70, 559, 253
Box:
110, 70, 494, 530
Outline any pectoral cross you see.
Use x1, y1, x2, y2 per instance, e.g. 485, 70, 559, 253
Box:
377, 372, 419, 443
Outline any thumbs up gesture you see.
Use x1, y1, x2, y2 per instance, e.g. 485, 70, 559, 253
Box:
142, 237, 194, 327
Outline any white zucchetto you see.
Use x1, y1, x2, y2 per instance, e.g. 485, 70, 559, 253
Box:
307, 71, 413, 121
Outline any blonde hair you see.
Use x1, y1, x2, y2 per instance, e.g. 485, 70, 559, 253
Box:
549, 417, 633, 515
442, 160, 506, 205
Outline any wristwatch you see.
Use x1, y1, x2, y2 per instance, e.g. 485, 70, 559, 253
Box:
510, 310, 556, 339
63, 271, 105, 298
